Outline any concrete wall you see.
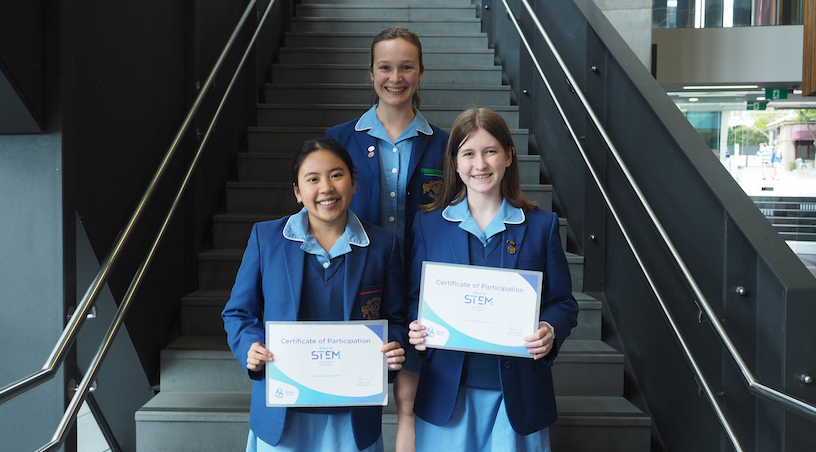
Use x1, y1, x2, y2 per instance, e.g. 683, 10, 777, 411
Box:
0, 132, 68, 451
653, 25, 804, 88
593, 0, 654, 69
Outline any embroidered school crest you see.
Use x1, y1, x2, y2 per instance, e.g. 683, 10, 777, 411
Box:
361, 297, 381, 320
423, 179, 443, 200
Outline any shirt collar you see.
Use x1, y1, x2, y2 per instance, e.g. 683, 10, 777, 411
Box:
442, 197, 525, 224
355, 105, 434, 137
283, 208, 370, 247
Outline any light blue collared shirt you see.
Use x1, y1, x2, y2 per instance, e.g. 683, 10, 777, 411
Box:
355, 105, 434, 249
282, 208, 370, 267
442, 197, 525, 246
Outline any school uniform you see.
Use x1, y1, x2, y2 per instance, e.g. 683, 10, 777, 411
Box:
222, 209, 407, 451
409, 199, 579, 450
325, 106, 448, 257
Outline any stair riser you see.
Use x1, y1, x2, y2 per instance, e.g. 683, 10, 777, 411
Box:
161, 352, 250, 393
225, 186, 301, 215
571, 305, 602, 341
294, 6, 477, 20
271, 66, 501, 85
247, 129, 530, 155
298, 0, 473, 5
198, 258, 241, 290
257, 106, 518, 130
284, 34, 488, 50
136, 414, 248, 452
236, 154, 538, 184
552, 361, 624, 397
181, 303, 228, 338
278, 49, 496, 66
237, 155, 293, 182
291, 19, 481, 34
264, 85, 511, 106
550, 423, 651, 452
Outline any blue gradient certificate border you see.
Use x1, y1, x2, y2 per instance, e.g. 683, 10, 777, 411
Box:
264, 320, 388, 407
418, 262, 542, 358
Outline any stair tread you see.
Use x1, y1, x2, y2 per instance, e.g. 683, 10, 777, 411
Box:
265, 82, 509, 91
555, 396, 650, 422
183, 289, 231, 300
138, 391, 251, 413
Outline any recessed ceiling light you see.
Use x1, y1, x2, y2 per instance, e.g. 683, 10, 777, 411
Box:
682, 85, 759, 90
756, 96, 766, 101
689, 98, 699, 102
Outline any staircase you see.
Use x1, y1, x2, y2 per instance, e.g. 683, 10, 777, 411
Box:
135, 1, 651, 450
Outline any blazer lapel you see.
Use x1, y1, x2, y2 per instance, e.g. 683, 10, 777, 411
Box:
343, 245, 369, 321
354, 131, 381, 183
501, 222, 527, 269
282, 239, 306, 319
407, 132, 431, 184
444, 219, 470, 265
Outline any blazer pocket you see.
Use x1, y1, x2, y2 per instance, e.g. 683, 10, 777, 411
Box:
358, 285, 384, 320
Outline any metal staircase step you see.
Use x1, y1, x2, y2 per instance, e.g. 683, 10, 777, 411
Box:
565, 252, 584, 292
290, 17, 481, 34
197, 248, 243, 290
297, 0, 473, 5
572, 292, 602, 340
264, 83, 512, 106
284, 32, 487, 50
181, 289, 231, 337
551, 396, 651, 452
271, 64, 502, 85
554, 340, 624, 397
246, 126, 530, 155
257, 103, 518, 130
136, 392, 250, 452
293, 5, 477, 20
225, 181, 301, 215
160, 336, 249, 393
278, 47, 496, 66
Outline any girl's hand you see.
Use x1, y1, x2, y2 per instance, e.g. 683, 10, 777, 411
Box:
408, 320, 428, 351
380, 341, 406, 371
523, 322, 555, 360
247, 342, 274, 371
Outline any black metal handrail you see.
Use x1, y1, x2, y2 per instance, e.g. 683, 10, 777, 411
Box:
0, 1, 279, 450
499, 0, 816, 451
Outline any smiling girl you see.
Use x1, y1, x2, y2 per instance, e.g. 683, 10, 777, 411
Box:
407, 108, 579, 451
222, 138, 408, 452
325, 27, 448, 451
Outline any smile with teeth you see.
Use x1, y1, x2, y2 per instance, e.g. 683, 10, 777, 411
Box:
318, 199, 338, 206
385, 86, 406, 93
472, 174, 492, 179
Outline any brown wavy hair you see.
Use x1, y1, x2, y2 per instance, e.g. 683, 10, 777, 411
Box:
369, 27, 424, 108
422, 108, 538, 212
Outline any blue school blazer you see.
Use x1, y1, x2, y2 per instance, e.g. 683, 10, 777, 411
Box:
222, 217, 408, 450
325, 118, 449, 253
409, 208, 579, 434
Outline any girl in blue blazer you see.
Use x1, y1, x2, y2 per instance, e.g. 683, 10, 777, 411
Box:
222, 138, 408, 452
325, 27, 448, 451
408, 108, 579, 451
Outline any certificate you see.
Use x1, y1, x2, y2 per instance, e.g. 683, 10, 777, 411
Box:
418, 262, 542, 358
264, 320, 388, 407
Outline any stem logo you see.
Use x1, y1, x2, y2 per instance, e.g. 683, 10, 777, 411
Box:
464, 294, 493, 306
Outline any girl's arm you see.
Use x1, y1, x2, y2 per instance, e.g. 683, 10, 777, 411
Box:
222, 224, 267, 380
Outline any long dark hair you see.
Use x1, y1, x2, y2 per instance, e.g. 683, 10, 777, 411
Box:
369, 26, 424, 108
291, 137, 358, 186
422, 108, 537, 212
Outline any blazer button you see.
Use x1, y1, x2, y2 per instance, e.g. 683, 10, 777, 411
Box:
503, 360, 512, 369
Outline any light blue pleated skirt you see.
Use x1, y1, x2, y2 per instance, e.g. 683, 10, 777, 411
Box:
245, 410, 383, 452
415, 387, 551, 452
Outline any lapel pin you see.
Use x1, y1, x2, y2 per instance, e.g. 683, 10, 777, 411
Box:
506, 240, 519, 254
368, 146, 375, 158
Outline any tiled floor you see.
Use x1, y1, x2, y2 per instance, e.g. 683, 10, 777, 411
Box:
77, 402, 111, 452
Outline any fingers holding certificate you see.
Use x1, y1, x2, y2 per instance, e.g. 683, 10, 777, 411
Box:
416, 262, 543, 358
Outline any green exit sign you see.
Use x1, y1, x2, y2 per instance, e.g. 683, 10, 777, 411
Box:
748, 101, 766, 111
765, 88, 788, 100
